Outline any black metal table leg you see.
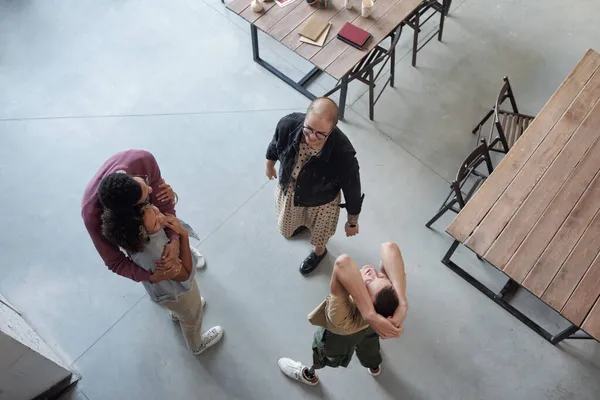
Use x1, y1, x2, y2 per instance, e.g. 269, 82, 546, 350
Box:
250, 24, 317, 101
298, 67, 322, 87
550, 325, 580, 345
441, 240, 594, 345
567, 332, 593, 340
251, 24, 260, 62
497, 278, 519, 300
442, 240, 460, 264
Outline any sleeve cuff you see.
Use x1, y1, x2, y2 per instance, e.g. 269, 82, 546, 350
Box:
138, 269, 153, 282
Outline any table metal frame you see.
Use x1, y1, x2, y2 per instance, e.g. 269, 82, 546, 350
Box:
248, 0, 448, 120
442, 240, 594, 345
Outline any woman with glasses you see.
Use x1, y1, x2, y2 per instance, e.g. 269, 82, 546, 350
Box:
266, 98, 363, 275
82, 150, 205, 284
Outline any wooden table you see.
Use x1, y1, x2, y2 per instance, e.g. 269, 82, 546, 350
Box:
445, 49, 600, 344
227, 0, 448, 119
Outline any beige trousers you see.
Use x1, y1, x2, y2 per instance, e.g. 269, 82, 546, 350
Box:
162, 280, 203, 352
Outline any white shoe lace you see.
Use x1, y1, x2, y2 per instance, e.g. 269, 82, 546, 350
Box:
203, 328, 220, 341
193, 328, 219, 352
286, 361, 303, 379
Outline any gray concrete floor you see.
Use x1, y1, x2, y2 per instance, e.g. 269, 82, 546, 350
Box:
1, 0, 600, 399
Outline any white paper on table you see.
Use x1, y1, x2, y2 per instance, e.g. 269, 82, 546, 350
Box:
275, 0, 299, 7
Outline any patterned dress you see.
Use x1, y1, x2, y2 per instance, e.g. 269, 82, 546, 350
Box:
275, 141, 341, 247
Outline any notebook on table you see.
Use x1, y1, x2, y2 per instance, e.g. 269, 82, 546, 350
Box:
299, 23, 332, 47
298, 15, 330, 42
336, 22, 371, 50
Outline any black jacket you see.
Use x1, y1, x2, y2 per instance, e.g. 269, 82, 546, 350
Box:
266, 113, 363, 216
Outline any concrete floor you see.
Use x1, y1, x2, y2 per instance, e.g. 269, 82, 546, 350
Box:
1, 0, 600, 399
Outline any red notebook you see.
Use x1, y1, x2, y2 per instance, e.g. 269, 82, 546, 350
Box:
337, 22, 371, 49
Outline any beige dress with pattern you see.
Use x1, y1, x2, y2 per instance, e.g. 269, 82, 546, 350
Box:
275, 141, 341, 247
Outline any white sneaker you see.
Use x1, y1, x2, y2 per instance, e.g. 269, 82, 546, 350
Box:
367, 365, 381, 376
192, 326, 224, 355
277, 358, 319, 386
190, 247, 206, 269
170, 296, 206, 321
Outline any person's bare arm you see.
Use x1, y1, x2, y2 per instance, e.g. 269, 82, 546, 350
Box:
163, 216, 193, 282
380, 242, 408, 327
178, 234, 193, 275
380, 243, 407, 304
332, 255, 401, 339
140, 150, 179, 243
330, 255, 371, 312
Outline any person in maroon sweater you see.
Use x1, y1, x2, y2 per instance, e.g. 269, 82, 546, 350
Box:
82, 149, 204, 283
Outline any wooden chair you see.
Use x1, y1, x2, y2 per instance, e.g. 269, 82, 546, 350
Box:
404, 0, 449, 67
473, 77, 535, 153
426, 139, 494, 229
344, 23, 404, 120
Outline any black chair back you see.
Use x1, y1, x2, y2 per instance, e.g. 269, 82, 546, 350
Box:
451, 139, 494, 208
388, 24, 404, 54
491, 102, 510, 152
487, 76, 533, 153
496, 76, 519, 113
425, 139, 494, 229
473, 76, 521, 138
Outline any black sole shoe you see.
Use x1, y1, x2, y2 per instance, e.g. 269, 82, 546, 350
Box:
291, 226, 308, 237
299, 248, 328, 275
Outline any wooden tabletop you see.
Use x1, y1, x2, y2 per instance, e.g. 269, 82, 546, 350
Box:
447, 49, 600, 341
227, 0, 422, 80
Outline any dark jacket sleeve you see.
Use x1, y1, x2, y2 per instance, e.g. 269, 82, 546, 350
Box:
266, 121, 283, 161
266, 114, 301, 161
340, 153, 363, 216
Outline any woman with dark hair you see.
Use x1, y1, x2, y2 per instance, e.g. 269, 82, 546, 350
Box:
100, 206, 147, 254
101, 205, 224, 355
81, 150, 205, 283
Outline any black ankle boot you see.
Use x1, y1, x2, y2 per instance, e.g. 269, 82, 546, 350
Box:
299, 248, 327, 275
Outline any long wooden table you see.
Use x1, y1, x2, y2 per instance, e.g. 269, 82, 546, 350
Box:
446, 48, 600, 344
227, 0, 448, 119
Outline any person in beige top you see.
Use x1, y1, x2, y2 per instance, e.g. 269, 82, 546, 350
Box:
278, 242, 408, 385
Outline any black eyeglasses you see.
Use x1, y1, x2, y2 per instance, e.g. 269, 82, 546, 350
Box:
302, 125, 333, 141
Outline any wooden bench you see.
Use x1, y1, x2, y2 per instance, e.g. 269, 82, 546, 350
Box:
445, 49, 600, 344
